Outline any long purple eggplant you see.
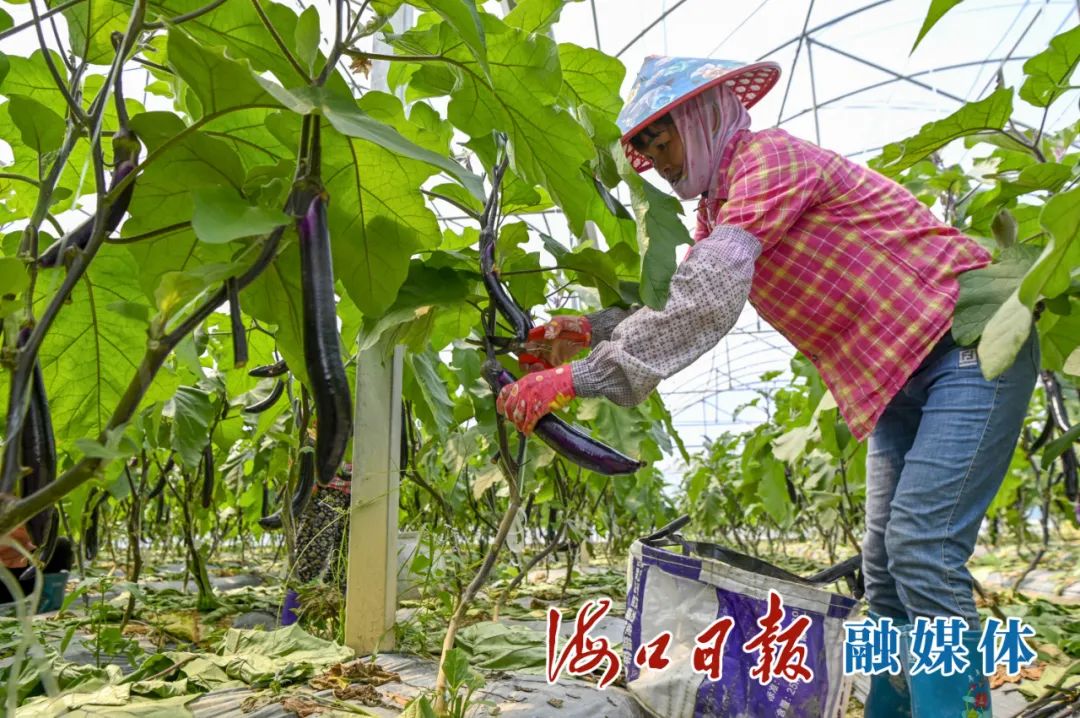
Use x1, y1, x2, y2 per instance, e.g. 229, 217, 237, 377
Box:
38, 132, 140, 268
248, 359, 289, 378
21, 359, 57, 546
480, 236, 530, 344
243, 380, 285, 414
297, 195, 352, 486
200, 445, 214, 509
258, 447, 315, 530
484, 361, 643, 476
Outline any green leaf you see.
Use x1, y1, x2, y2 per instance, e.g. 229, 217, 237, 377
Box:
557, 43, 625, 117
911, 0, 965, 52
951, 244, 1041, 345
167, 27, 277, 117
976, 292, 1032, 380
294, 5, 321, 76
0, 257, 29, 297
872, 88, 1013, 177
165, 386, 215, 468
35, 249, 174, 443
0, 51, 71, 116
1020, 24, 1080, 108
425, 0, 488, 77
191, 187, 289, 245
0, 9, 11, 33
407, 351, 456, 434
260, 82, 483, 200
0, 51, 9, 90
148, 0, 346, 95
1036, 302, 1080, 372
1041, 423, 1080, 469
757, 458, 790, 525
6, 95, 65, 155
505, 0, 577, 34
263, 113, 444, 318
52, 0, 130, 65
1019, 185, 1080, 306
616, 148, 692, 308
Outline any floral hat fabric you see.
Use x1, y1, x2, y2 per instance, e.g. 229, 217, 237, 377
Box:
618, 55, 782, 172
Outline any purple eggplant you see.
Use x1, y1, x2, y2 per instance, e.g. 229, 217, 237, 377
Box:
248, 359, 289, 378
200, 445, 214, 509
480, 237, 531, 344
258, 447, 315, 530
243, 380, 285, 414
484, 361, 643, 476
297, 195, 352, 486
38, 133, 140, 267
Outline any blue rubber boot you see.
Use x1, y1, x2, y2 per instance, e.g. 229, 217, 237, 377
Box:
280, 589, 301, 626
905, 624, 991, 718
864, 612, 912, 718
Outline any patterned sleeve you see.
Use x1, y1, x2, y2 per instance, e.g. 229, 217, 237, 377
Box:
586, 306, 638, 345
570, 225, 761, 406
714, 130, 822, 251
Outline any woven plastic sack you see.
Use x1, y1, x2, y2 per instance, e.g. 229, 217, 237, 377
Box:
624, 517, 862, 718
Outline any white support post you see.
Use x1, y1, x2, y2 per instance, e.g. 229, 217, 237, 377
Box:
343, 5, 411, 655
344, 342, 404, 655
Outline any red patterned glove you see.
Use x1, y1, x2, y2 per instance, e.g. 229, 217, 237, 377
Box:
518, 315, 592, 373
496, 366, 576, 435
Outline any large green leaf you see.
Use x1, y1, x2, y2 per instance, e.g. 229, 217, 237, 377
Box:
125, 112, 249, 299
425, 0, 488, 76
286, 115, 444, 318
258, 81, 483, 199
1037, 303, 1080, 373
293, 5, 321, 76
147, 0, 343, 92
1020, 24, 1080, 108
951, 244, 1041, 345
34, 249, 175, 445
167, 27, 278, 117
0, 50, 71, 117
911, 0, 966, 52
50, 0, 130, 64
5, 95, 65, 156
557, 43, 624, 117
165, 386, 215, 468
872, 88, 1013, 177
976, 292, 1033, 380
504, 0, 577, 34
1019, 185, 1080, 306
191, 187, 289, 245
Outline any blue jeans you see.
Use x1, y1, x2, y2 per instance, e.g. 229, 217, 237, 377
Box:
862, 328, 1039, 627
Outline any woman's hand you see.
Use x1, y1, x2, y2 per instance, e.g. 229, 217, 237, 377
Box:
496, 366, 576, 435
518, 315, 592, 372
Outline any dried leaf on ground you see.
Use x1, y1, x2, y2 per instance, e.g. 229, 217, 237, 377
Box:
989, 661, 1044, 688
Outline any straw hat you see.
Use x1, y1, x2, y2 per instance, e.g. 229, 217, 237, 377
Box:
618, 56, 782, 172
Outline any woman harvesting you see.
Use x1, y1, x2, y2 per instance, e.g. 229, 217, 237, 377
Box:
496, 55, 1037, 717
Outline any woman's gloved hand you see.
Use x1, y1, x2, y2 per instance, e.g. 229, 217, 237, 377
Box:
496, 366, 576, 435
518, 315, 592, 373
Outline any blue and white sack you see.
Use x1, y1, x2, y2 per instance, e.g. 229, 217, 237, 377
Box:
624, 517, 863, 718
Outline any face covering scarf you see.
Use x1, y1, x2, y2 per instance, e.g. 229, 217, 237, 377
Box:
669, 84, 751, 200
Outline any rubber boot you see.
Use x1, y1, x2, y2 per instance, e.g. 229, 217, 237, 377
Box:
280, 589, 301, 626
905, 624, 991, 718
864, 612, 912, 718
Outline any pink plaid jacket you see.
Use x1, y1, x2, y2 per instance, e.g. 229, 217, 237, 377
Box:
696, 129, 991, 439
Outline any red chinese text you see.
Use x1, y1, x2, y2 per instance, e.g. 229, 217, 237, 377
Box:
742, 589, 814, 685
546, 597, 622, 689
